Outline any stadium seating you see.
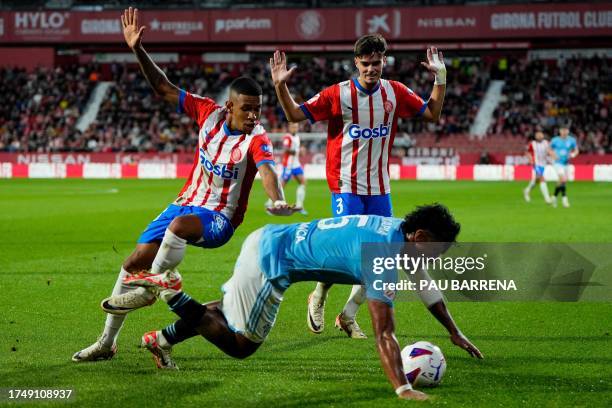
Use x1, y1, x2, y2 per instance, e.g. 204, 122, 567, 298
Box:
0, 65, 96, 152
0, 56, 609, 155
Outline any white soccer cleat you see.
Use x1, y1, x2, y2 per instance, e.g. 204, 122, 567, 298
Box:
298, 209, 309, 215
72, 336, 117, 362
523, 188, 531, 202
335, 313, 367, 339
307, 292, 325, 334
101, 286, 157, 315
562, 196, 570, 208
551, 196, 558, 208
123, 269, 183, 303
141, 330, 178, 370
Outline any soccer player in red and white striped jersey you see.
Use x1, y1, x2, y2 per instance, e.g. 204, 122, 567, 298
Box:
271, 35, 447, 338
523, 128, 554, 204
73, 7, 296, 363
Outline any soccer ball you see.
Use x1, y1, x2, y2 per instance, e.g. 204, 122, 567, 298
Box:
401, 341, 446, 387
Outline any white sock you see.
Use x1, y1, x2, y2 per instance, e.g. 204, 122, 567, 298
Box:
157, 330, 171, 348
539, 181, 551, 202
101, 267, 130, 347
342, 285, 366, 320
526, 179, 536, 191
296, 184, 306, 208
150, 229, 187, 275
312, 282, 331, 304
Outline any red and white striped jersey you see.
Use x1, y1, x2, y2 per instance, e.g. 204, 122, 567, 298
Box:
174, 90, 275, 228
281, 133, 301, 169
527, 139, 550, 166
300, 78, 426, 195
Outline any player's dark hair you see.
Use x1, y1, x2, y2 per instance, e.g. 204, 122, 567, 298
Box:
401, 203, 461, 242
354, 34, 387, 57
229, 76, 262, 97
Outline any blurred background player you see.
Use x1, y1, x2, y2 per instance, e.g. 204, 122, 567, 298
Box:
523, 127, 554, 204
266, 122, 307, 214
103, 204, 482, 401
270, 35, 446, 338
73, 7, 295, 362
550, 122, 579, 208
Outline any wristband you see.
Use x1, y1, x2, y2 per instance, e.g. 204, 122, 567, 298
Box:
434, 69, 446, 85
395, 383, 413, 396
273, 200, 287, 208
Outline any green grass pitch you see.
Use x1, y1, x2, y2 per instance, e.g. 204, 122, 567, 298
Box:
1, 179, 611, 407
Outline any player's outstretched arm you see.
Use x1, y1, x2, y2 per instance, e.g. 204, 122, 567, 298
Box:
258, 163, 300, 215
420, 46, 446, 123
427, 300, 483, 359
270, 51, 307, 122
121, 7, 179, 105
570, 146, 579, 159
548, 146, 557, 162
368, 300, 428, 401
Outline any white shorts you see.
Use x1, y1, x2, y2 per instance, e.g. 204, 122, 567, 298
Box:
220, 228, 284, 343
554, 164, 568, 180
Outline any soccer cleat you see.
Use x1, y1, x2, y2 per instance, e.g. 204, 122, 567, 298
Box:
122, 269, 183, 303
141, 330, 178, 370
72, 337, 117, 362
101, 286, 157, 315
307, 292, 325, 334
299, 209, 309, 215
335, 313, 367, 339
523, 188, 531, 202
562, 196, 570, 208
551, 196, 558, 208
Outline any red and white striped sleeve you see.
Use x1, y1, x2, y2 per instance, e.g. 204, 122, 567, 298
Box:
248, 133, 275, 168
177, 89, 219, 127
299, 84, 341, 124
391, 81, 427, 119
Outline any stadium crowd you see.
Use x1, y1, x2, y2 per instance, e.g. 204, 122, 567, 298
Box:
492, 56, 610, 155
0, 65, 97, 152
1, 55, 610, 155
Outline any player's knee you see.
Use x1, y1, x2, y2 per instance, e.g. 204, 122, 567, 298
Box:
227, 337, 259, 359
229, 347, 256, 360
168, 216, 201, 241
123, 252, 150, 273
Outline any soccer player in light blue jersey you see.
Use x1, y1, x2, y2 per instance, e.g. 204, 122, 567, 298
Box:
550, 123, 579, 208
103, 204, 483, 401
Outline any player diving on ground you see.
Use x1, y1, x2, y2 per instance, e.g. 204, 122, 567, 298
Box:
103, 203, 483, 401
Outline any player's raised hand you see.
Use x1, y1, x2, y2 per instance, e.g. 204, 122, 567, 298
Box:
450, 332, 483, 359
420, 46, 446, 85
121, 7, 145, 50
270, 50, 297, 86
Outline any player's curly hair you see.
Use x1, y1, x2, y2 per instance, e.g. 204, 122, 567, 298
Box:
354, 33, 387, 57
401, 203, 461, 242
229, 76, 262, 97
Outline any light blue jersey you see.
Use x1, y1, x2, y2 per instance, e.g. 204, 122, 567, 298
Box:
550, 135, 577, 165
258, 215, 404, 305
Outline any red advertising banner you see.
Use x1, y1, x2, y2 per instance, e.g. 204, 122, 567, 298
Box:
77, 11, 208, 43
0, 4, 609, 44
2, 163, 610, 181
0, 152, 194, 164
209, 9, 274, 42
